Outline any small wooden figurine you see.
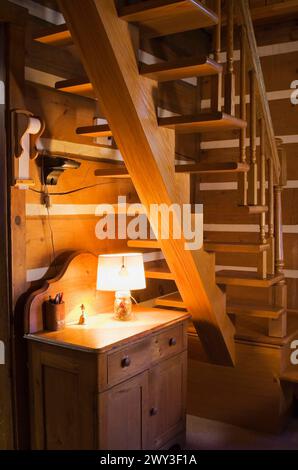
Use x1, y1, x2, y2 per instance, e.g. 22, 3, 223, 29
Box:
78, 304, 88, 325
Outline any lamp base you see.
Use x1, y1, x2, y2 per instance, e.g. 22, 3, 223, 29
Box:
114, 290, 133, 321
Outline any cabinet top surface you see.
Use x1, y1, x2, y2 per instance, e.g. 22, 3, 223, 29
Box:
25, 307, 190, 353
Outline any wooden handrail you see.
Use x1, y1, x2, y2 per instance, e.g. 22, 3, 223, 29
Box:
211, 0, 222, 113
224, 0, 235, 115
239, 0, 280, 183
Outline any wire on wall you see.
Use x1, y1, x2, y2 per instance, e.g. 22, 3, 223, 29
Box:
33, 156, 125, 276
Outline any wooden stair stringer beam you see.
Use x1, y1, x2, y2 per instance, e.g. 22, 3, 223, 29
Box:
59, 0, 235, 367
191, 248, 233, 356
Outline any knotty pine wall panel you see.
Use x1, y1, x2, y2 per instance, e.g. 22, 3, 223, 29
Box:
159, 80, 199, 115
201, 189, 298, 225
25, 83, 98, 145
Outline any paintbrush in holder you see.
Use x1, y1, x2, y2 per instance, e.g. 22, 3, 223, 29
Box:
44, 293, 65, 331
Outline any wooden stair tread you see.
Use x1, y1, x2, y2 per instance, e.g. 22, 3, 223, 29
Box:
76, 114, 248, 138
234, 312, 298, 347
34, 24, 72, 46
140, 56, 222, 81
280, 368, 298, 384
94, 168, 130, 178
204, 242, 270, 254
175, 162, 249, 174
239, 205, 268, 215
216, 270, 284, 287
154, 292, 283, 320
76, 124, 112, 138
118, 0, 218, 38
158, 112, 247, 134
145, 260, 174, 280
127, 240, 161, 249
55, 78, 93, 98
155, 291, 185, 309
188, 312, 298, 348
227, 302, 284, 319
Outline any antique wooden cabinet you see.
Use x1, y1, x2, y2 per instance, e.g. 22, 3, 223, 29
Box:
27, 309, 189, 450
24, 252, 189, 450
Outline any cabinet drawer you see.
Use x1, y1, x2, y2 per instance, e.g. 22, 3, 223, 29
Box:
107, 338, 151, 386
152, 325, 184, 362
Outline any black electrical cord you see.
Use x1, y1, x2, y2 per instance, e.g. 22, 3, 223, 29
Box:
46, 201, 58, 276
29, 181, 120, 196
31, 178, 126, 274
33, 155, 130, 278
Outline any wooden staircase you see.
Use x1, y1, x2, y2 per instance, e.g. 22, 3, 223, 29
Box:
158, 112, 246, 133
140, 56, 223, 81
78, 110, 246, 135
35, 0, 294, 383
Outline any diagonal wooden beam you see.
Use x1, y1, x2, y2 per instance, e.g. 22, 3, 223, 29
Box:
59, 0, 235, 366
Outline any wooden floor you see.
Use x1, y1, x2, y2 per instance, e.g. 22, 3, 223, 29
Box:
186, 415, 298, 450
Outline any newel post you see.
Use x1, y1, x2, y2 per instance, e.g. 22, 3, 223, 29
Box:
269, 138, 287, 338
274, 138, 287, 275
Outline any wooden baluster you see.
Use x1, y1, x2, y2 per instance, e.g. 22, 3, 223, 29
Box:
247, 70, 258, 205
270, 140, 287, 337
257, 117, 267, 279
259, 118, 266, 243
267, 156, 275, 275
238, 25, 248, 206
274, 138, 287, 275
211, 0, 222, 112
224, 0, 235, 115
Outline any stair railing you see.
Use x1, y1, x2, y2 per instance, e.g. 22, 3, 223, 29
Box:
239, 0, 280, 182
237, 0, 286, 277
208, 1, 285, 278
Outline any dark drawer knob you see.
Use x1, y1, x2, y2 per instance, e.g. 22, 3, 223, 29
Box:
150, 407, 158, 416
169, 337, 177, 347
121, 356, 131, 368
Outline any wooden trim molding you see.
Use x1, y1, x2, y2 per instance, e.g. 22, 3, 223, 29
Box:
5, 6, 30, 449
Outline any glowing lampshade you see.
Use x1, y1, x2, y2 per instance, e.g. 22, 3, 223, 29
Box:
97, 253, 146, 292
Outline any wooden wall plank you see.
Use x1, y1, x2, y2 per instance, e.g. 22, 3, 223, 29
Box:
199, 188, 298, 225
25, 82, 98, 143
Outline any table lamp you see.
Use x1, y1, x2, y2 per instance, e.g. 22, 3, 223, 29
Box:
97, 253, 146, 321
